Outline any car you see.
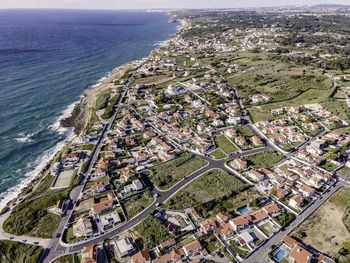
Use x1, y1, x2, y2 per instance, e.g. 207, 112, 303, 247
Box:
156, 202, 162, 207
9, 237, 14, 240
56, 233, 61, 238
154, 193, 160, 197
22, 240, 27, 243
34, 242, 39, 245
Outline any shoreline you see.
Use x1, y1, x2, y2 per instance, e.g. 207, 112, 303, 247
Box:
0, 15, 183, 211
0, 62, 134, 211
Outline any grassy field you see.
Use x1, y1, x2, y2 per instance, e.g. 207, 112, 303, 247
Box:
214, 135, 240, 154
165, 169, 246, 211
134, 216, 173, 250
321, 98, 350, 122
53, 254, 81, 263
243, 150, 284, 169
292, 188, 350, 261
123, 192, 154, 219
0, 240, 43, 263
228, 56, 336, 123
210, 148, 227, 159
150, 153, 207, 190
227, 52, 333, 114
4, 189, 67, 238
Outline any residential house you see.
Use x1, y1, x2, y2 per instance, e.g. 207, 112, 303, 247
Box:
73, 217, 93, 237
249, 209, 269, 224
81, 245, 96, 263
289, 194, 304, 210
160, 239, 176, 252
251, 135, 263, 146
232, 158, 248, 170
91, 182, 110, 194
131, 251, 151, 263
115, 237, 135, 257
263, 203, 282, 217
199, 219, 217, 234
91, 199, 113, 215
154, 249, 183, 263
299, 184, 315, 197
216, 212, 229, 223
189, 208, 202, 222
214, 222, 235, 240
182, 240, 208, 258
247, 169, 265, 182
229, 214, 252, 232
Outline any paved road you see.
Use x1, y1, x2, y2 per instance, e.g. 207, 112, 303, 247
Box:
34, 67, 343, 262
244, 181, 342, 263
42, 65, 134, 263
47, 144, 271, 261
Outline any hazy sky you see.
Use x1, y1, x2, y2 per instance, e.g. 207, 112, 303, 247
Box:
0, 0, 349, 9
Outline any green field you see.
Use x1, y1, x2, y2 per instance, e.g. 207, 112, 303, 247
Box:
0, 240, 43, 263
53, 254, 81, 263
214, 135, 239, 154
4, 189, 66, 238
226, 54, 335, 123
210, 148, 227, 159
244, 151, 284, 169
134, 216, 173, 250
227, 53, 334, 112
150, 153, 207, 190
123, 192, 154, 219
165, 169, 246, 211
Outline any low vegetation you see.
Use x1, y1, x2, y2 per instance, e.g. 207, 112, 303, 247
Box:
53, 254, 81, 263
3, 190, 68, 238
210, 148, 226, 159
0, 240, 43, 263
244, 150, 284, 168
214, 135, 239, 154
134, 216, 172, 250
150, 154, 207, 190
165, 169, 246, 213
123, 191, 154, 219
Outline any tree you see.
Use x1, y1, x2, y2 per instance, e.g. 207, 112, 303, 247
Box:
324, 152, 337, 161
343, 240, 350, 253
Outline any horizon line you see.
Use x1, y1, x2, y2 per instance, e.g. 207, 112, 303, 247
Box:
0, 4, 349, 11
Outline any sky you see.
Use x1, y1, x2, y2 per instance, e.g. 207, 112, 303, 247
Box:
0, 0, 349, 9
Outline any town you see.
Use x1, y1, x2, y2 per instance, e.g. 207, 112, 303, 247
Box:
1, 5, 350, 263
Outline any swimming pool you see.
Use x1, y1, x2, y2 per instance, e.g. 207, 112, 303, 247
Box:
273, 248, 287, 262
238, 206, 251, 215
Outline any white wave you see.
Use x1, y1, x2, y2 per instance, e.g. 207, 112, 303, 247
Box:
0, 130, 76, 211
49, 100, 78, 134
89, 73, 110, 89
0, 73, 113, 210
15, 132, 34, 144
49, 73, 111, 134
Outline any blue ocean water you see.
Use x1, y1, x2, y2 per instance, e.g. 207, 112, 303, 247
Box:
0, 9, 177, 206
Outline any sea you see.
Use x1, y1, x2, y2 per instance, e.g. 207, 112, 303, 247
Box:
0, 9, 177, 209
